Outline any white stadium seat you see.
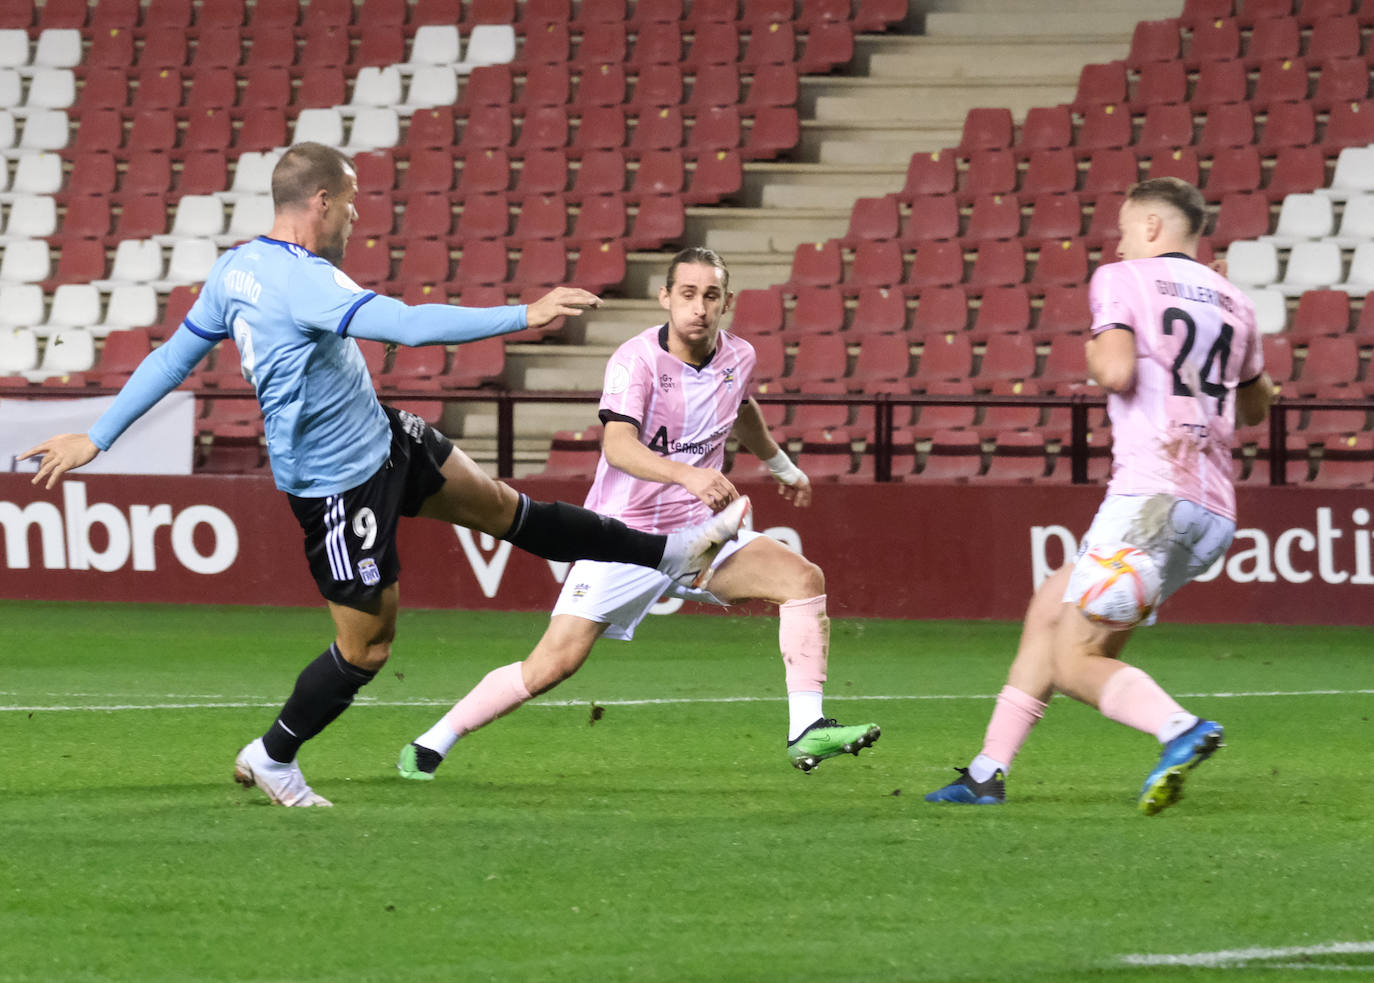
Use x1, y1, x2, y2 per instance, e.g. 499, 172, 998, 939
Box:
168, 194, 226, 239
19, 109, 69, 151
225, 195, 274, 241
11, 151, 62, 194
28, 326, 95, 380
32, 29, 82, 69
1317, 146, 1374, 202
408, 25, 462, 66
1331, 194, 1374, 249
104, 239, 165, 284
0, 109, 15, 149
226, 150, 281, 198
0, 238, 51, 283
1243, 287, 1288, 335
45, 282, 102, 330
351, 66, 404, 108
1339, 241, 1374, 296
0, 68, 20, 108
456, 25, 516, 74
1274, 240, 1343, 297
26, 68, 76, 110
402, 66, 458, 111
97, 284, 159, 335
1225, 240, 1279, 289
345, 107, 399, 151
292, 107, 344, 147
1260, 193, 1334, 247
0, 282, 43, 326
2, 194, 56, 238
0, 325, 38, 374
163, 238, 219, 283
0, 30, 30, 69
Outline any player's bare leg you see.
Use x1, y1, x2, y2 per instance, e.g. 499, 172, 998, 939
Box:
927, 567, 1067, 805
399, 615, 606, 780
1051, 602, 1222, 815
235, 586, 399, 806
707, 537, 880, 773
417, 446, 747, 583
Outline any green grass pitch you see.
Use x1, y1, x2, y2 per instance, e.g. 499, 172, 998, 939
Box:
1, 599, 1371, 982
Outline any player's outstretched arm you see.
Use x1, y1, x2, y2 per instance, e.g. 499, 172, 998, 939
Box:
602, 420, 738, 512
731, 397, 811, 507
525, 287, 601, 328
19, 433, 100, 489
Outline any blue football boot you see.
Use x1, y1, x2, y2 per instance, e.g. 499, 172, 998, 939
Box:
1138, 719, 1224, 816
924, 767, 1006, 805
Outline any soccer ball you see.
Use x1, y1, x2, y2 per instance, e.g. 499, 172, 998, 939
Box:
1068, 541, 1162, 630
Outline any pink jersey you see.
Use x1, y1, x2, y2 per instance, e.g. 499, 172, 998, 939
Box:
582, 324, 757, 533
1090, 253, 1264, 521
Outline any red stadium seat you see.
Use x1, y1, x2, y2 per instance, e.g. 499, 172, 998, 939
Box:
1129, 61, 1188, 111
911, 428, 983, 481
1145, 147, 1200, 186
1211, 192, 1272, 246
1015, 106, 1073, 158
729, 287, 785, 336
899, 151, 957, 200
1071, 62, 1128, 112
963, 194, 1022, 244
958, 150, 1017, 204
1321, 101, 1374, 154
632, 149, 687, 199
1034, 284, 1091, 341
457, 150, 512, 196
627, 194, 684, 249
1290, 289, 1352, 342
570, 106, 628, 157
785, 239, 843, 290
740, 22, 797, 70
570, 240, 627, 293
1025, 194, 1083, 241
898, 194, 960, 246
911, 330, 973, 385
511, 194, 565, 241
1184, 18, 1241, 68
965, 240, 1026, 293
787, 333, 848, 388
786, 285, 846, 339
1135, 103, 1195, 154
905, 241, 965, 293
1191, 59, 1248, 111
843, 240, 904, 294
849, 287, 908, 339
454, 193, 512, 242
957, 108, 1014, 158
1203, 147, 1263, 200
1251, 56, 1311, 109
1242, 15, 1300, 67
969, 285, 1031, 342
911, 381, 976, 436
910, 286, 968, 335
572, 150, 627, 199
977, 331, 1036, 386
848, 332, 912, 388
796, 23, 854, 75
1126, 18, 1181, 67
982, 429, 1050, 482
1073, 105, 1132, 157
841, 195, 901, 248
1030, 238, 1088, 290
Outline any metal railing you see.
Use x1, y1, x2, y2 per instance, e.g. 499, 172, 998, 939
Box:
0, 383, 1363, 485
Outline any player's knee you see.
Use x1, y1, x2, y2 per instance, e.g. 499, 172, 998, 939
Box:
793, 558, 825, 599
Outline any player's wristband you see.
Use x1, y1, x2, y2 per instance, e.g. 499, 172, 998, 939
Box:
764, 449, 806, 486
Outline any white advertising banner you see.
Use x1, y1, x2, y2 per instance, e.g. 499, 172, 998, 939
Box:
1, 392, 197, 476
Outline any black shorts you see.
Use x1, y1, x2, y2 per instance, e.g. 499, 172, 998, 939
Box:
287, 405, 455, 607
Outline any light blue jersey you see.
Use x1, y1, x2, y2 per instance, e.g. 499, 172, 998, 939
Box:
184, 236, 389, 496
88, 235, 529, 498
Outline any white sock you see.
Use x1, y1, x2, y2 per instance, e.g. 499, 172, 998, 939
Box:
1155, 711, 1199, 744
968, 753, 1007, 783
415, 718, 460, 757
787, 691, 824, 742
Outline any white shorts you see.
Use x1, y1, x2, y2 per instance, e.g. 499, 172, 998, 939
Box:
1067, 493, 1235, 621
551, 528, 766, 641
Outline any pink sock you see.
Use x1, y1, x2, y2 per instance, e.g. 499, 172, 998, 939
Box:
980, 685, 1047, 770
780, 595, 828, 693
442, 662, 532, 740
1098, 665, 1185, 737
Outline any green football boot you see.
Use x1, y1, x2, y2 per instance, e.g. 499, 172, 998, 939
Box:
397, 742, 441, 781
786, 717, 881, 773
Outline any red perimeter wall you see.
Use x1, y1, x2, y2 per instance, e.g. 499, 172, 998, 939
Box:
3, 474, 1373, 625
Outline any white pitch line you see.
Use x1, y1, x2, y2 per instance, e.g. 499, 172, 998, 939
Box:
1122, 941, 1374, 968
3, 687, 1374, 714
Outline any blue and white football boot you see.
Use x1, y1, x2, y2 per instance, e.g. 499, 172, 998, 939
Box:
1137, 719, 1224, 816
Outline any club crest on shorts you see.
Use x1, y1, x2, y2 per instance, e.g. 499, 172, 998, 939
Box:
358, 558, 381, 586
572, 582, 590, 598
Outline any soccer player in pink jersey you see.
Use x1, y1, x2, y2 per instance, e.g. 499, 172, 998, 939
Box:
397, 247, 880, 780
926, 178, 1275, 814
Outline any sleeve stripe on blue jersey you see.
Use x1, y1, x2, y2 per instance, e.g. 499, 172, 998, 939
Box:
184, 316, 228, 341
337, 292, 379, 336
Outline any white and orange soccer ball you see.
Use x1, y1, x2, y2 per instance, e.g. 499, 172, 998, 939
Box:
1068, 541, 1163, 630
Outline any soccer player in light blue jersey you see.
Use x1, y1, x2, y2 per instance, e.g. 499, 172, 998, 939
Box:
21, 143, 748, 807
